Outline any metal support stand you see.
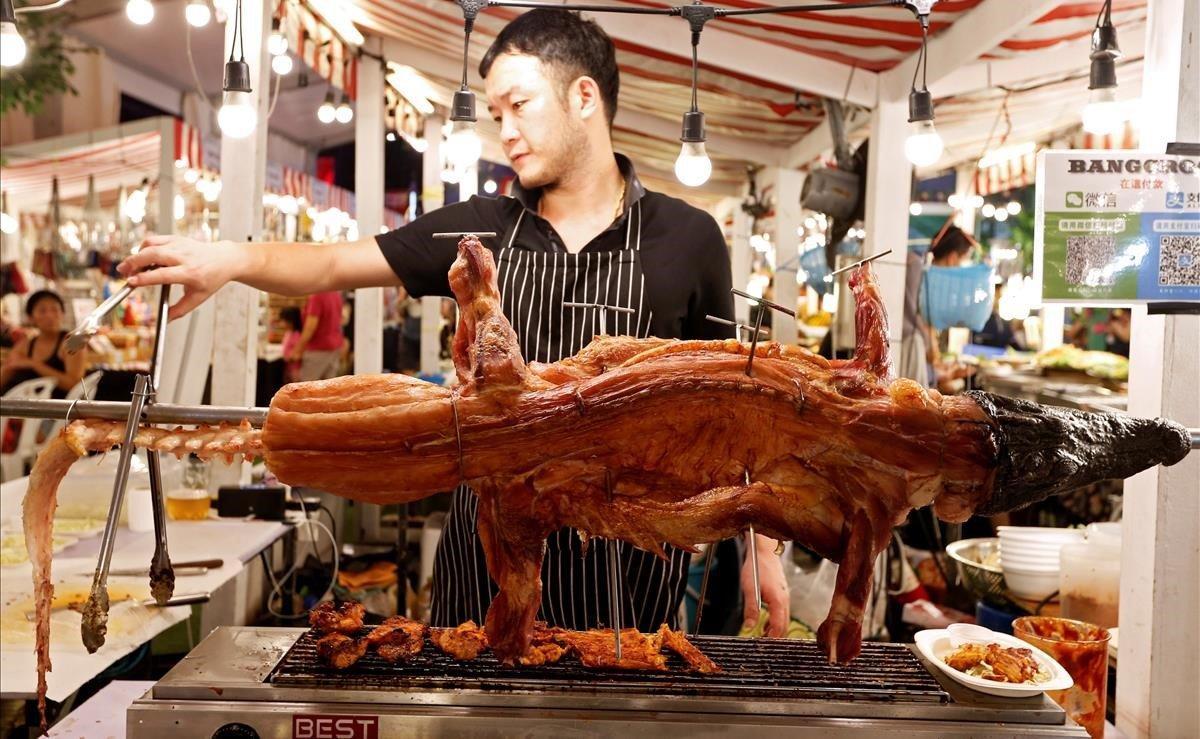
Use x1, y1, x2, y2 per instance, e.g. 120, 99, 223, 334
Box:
562, 299, 635, 659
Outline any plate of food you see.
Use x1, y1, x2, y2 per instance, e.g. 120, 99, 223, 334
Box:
915, 625, 1073, 697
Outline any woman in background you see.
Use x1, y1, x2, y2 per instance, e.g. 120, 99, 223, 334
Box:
0, 290, 85, 398
278, 306, 304, 383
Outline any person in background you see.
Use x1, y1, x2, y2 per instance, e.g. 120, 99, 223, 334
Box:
278, 306, 303, 383
286, 291, 345, 381
1105, 308, 1130, 357
900, 223, 976, 386
0, 290, 85, 398
974, 282, 1024, 350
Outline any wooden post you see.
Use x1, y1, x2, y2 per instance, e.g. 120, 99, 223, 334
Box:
862, 97, 911, 371
1117, 1, 1200, 737
211, 0, 270, 486
354, 37, 385, 376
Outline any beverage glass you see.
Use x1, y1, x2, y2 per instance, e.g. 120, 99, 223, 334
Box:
1012, 616, 1110, 738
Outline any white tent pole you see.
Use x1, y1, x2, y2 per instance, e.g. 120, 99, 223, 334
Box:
862, 98, 910, 371
354, 37, 385, 376
419, 115, 445, 378
1117, 1, 1199, 737
731, 197, 752, 325
769, 167, 802, 346
211, 0, 270, 487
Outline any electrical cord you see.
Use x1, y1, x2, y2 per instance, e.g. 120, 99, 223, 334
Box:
262, 489, 340, 620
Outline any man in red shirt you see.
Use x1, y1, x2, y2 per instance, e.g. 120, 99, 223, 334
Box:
287, 291, 345, 381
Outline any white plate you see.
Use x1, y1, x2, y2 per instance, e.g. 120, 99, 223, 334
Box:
915, 628, 1074, 698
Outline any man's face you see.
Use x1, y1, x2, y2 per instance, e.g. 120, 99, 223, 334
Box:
485, 53, 588, 189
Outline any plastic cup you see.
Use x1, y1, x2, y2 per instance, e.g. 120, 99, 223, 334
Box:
1012, 616, 1110, 738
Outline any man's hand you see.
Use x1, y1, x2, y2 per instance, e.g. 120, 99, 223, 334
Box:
118, 235, 244, 320
741, 533, 790, 637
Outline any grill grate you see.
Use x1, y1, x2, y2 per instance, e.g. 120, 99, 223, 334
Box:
269, 630, 950, 705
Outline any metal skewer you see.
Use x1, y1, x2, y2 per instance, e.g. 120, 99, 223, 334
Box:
0, 398, 267, 426
432, 231, 499, 239
565, 304, 631, 660
829, 248, 893, 277
745, 472, 762, 620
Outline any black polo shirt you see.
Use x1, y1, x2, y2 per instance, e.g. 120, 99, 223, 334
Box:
375, 154, 734, 341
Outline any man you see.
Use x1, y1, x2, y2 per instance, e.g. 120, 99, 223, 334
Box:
288, 290, 345, 381
120, 9, 789, 636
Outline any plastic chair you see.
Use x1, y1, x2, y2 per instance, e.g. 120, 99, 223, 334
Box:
0, 377, 57, 482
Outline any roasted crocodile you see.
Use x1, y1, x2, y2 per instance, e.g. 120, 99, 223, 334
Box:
20, 236, 1190, 731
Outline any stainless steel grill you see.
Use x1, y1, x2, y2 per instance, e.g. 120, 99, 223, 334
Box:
128, 627, 1089, 738
270, 628, 949, 704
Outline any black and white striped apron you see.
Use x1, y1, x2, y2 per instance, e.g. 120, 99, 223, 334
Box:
431, 201, 692, 631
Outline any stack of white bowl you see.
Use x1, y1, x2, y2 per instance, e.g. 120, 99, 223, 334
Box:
997, 526, 1085, 600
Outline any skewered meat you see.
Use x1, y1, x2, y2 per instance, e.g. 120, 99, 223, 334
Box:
20, 237, 1191, 724
658, 625, 721, 674
316, 633, 369, 669
367, 616, 428, 662
309, 600, 366, 635
431, 620, 489, 660
556, 628, 668, 671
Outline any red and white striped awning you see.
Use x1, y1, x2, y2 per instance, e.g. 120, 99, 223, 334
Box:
0, 131, 161, 207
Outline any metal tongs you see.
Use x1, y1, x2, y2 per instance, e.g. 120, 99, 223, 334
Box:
80, 282, 176, 653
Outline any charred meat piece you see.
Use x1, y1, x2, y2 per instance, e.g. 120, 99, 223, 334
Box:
316, 633, 369, 669
367, 616, 429, 663
309, 600, 366, 635
431, 620, 489, 660
984, 644, 1040, 684
556, 628, 668, 671
657, 625, 720, 674
519, 622, 569, 666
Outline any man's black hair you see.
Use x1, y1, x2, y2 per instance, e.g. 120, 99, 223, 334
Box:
479, 9, 619, 127
24, 289, 64, 317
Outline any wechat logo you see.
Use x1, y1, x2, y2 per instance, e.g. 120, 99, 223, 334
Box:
1065, 192, 1084, 208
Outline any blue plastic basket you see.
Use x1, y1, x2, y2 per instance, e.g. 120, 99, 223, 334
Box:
799, 246, 832, 295
920, 263, 995, 331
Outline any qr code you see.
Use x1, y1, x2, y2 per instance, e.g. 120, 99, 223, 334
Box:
1066, 235, 1116, 286
1159, 235, 1200, 286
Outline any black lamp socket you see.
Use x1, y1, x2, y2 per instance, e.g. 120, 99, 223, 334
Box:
223, 59, 252, 94
680, 110, 706, 143
1089, 56, 1117, 91
451, 88, 476, 123
908, 88, 935, 123
1, 0, 16, 25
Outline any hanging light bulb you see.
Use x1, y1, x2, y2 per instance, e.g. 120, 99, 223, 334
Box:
271, 53, 293, 76
267, 16, 287, 57
317, 89, 337, 124
334, 93, 354, 124
386, 129, 397, 143
904, 18, 943, 168
1082, 0, 1124, 135
409, 136, 429, 153
445, 2, 482, 171
909, 203, 923, 216
1, 0, 27, 69
1006, 200, 1022, 215
674, 10, 713, 187
994, 208, 1009, 222
184, 168, 200, 184
981, 203, 996, 218
185, 0, 211, 28
219, 59, 257, 138
445, 119, 482, 169
483, 179, 498, 195
126, 0, 155, 26
905, 90, 944, 167
675, 138, 712, 188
